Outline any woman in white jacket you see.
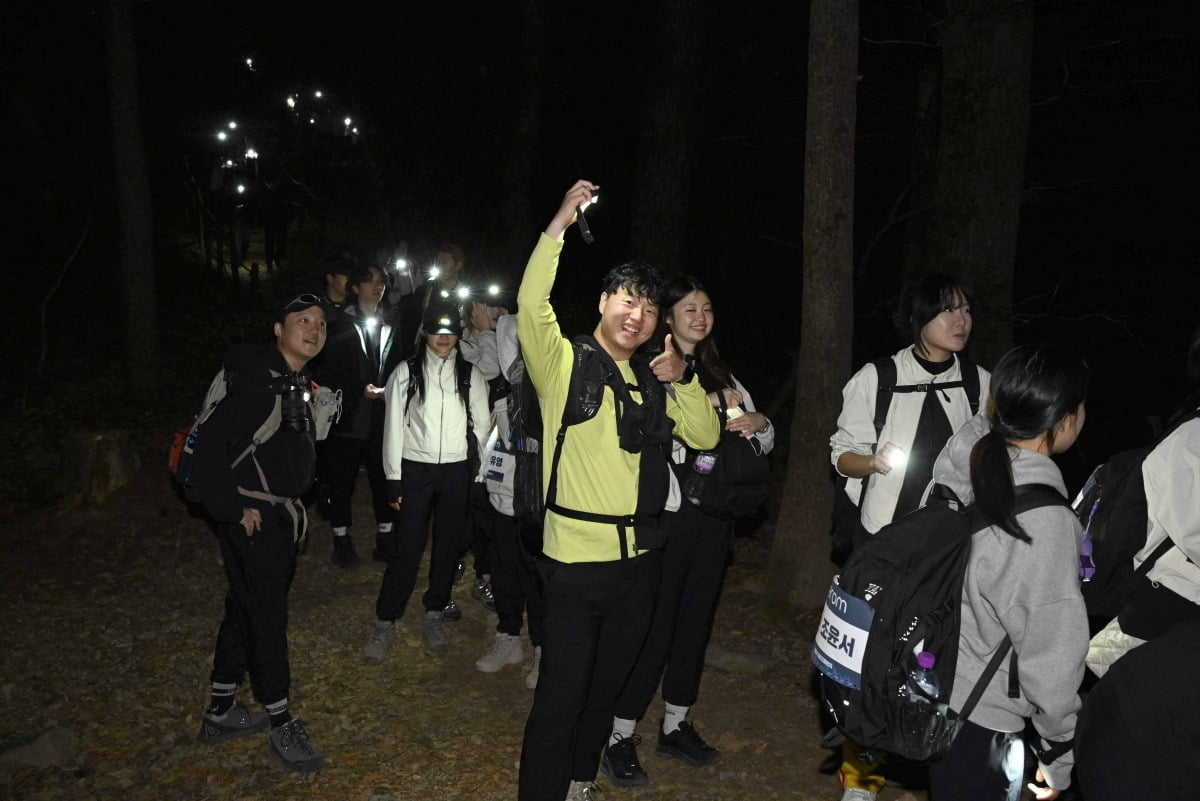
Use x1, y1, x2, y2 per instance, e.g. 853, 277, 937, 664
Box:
927, 344, 1090, 801
363, 302, 491, 659
829, 272, 989, 801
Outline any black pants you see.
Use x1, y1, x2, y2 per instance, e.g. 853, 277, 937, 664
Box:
374, 459, 470, 621
518, 552, 661, 801
615, 501, 730, 720
491, 514, 546, 645
461, 483, 494, 578
322, 432, 391, 532
210, 503, 299, 706
928, 719, 1025, 801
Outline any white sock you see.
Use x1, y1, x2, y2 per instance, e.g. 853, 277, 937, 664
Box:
663, 703, 689, 735
610, 717, 637, 747
333, 526, 348, 537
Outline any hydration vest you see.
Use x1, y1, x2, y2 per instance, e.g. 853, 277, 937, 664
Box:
544, 335, 676, 558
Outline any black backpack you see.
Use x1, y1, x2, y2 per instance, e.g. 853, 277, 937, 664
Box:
678, 387, 771, 519
830, 356, 981, 562
506, 351, 545, 526
1074, 407, 1200, 621
813, 483, 1069, 763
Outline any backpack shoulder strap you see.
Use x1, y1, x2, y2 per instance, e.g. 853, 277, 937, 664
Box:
870, 357, 896, 443
1011, 483, 1070, 514
457, 354, 476, 442
404, 353, 421, 417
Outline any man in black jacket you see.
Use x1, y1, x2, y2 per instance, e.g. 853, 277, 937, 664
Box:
192, 292, 328, 774
313, 264, 404, 567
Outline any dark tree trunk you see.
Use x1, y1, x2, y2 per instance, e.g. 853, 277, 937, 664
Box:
764, 0, 858, 611
501, 0, 544, 270
927, 0, 1033, 368
104, 0, 160, 399
629, 0, 709, 274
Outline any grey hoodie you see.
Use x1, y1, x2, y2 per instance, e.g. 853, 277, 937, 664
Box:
930, 414, 1088, 791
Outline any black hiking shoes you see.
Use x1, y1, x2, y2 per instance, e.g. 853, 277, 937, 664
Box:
656, 720, 720, 766
601, 733, 648, 786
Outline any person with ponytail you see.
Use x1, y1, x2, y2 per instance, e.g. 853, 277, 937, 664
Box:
924, 344, 1091, 801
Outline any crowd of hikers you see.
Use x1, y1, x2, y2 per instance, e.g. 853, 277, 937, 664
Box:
177, 179, 1200, 801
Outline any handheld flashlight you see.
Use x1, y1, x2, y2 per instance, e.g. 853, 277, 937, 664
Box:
577, 191, 598, 245
877, 442, 908, 473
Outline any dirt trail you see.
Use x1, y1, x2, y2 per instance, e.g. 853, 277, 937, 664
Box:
0, 468, 929, 801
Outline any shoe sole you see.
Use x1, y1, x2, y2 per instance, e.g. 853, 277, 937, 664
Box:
655, 744, 720, 766
600, 759, 649, 786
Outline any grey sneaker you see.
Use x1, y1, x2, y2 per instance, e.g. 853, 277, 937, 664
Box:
475, 633, 524, 672
268, 718, 324, 773
422, 610, 448, 650
525, 646, 542, 690
363, 619, 396, 662
197, 701, 269, 745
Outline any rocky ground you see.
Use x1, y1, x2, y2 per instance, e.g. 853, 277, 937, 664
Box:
0, 463, 934, 801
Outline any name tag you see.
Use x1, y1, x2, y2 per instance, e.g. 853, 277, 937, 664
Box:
811, 580, 874, 689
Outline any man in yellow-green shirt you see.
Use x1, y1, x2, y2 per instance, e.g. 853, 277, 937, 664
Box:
516, 181, 720, 801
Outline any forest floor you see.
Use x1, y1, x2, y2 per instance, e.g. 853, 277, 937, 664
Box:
0, 454, 936, 801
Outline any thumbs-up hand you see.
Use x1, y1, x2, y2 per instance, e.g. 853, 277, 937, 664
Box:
649, 334, 686, 383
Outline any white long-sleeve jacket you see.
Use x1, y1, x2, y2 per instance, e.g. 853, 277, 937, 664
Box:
830, 347, 990, 533
382, 345, 491, 480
